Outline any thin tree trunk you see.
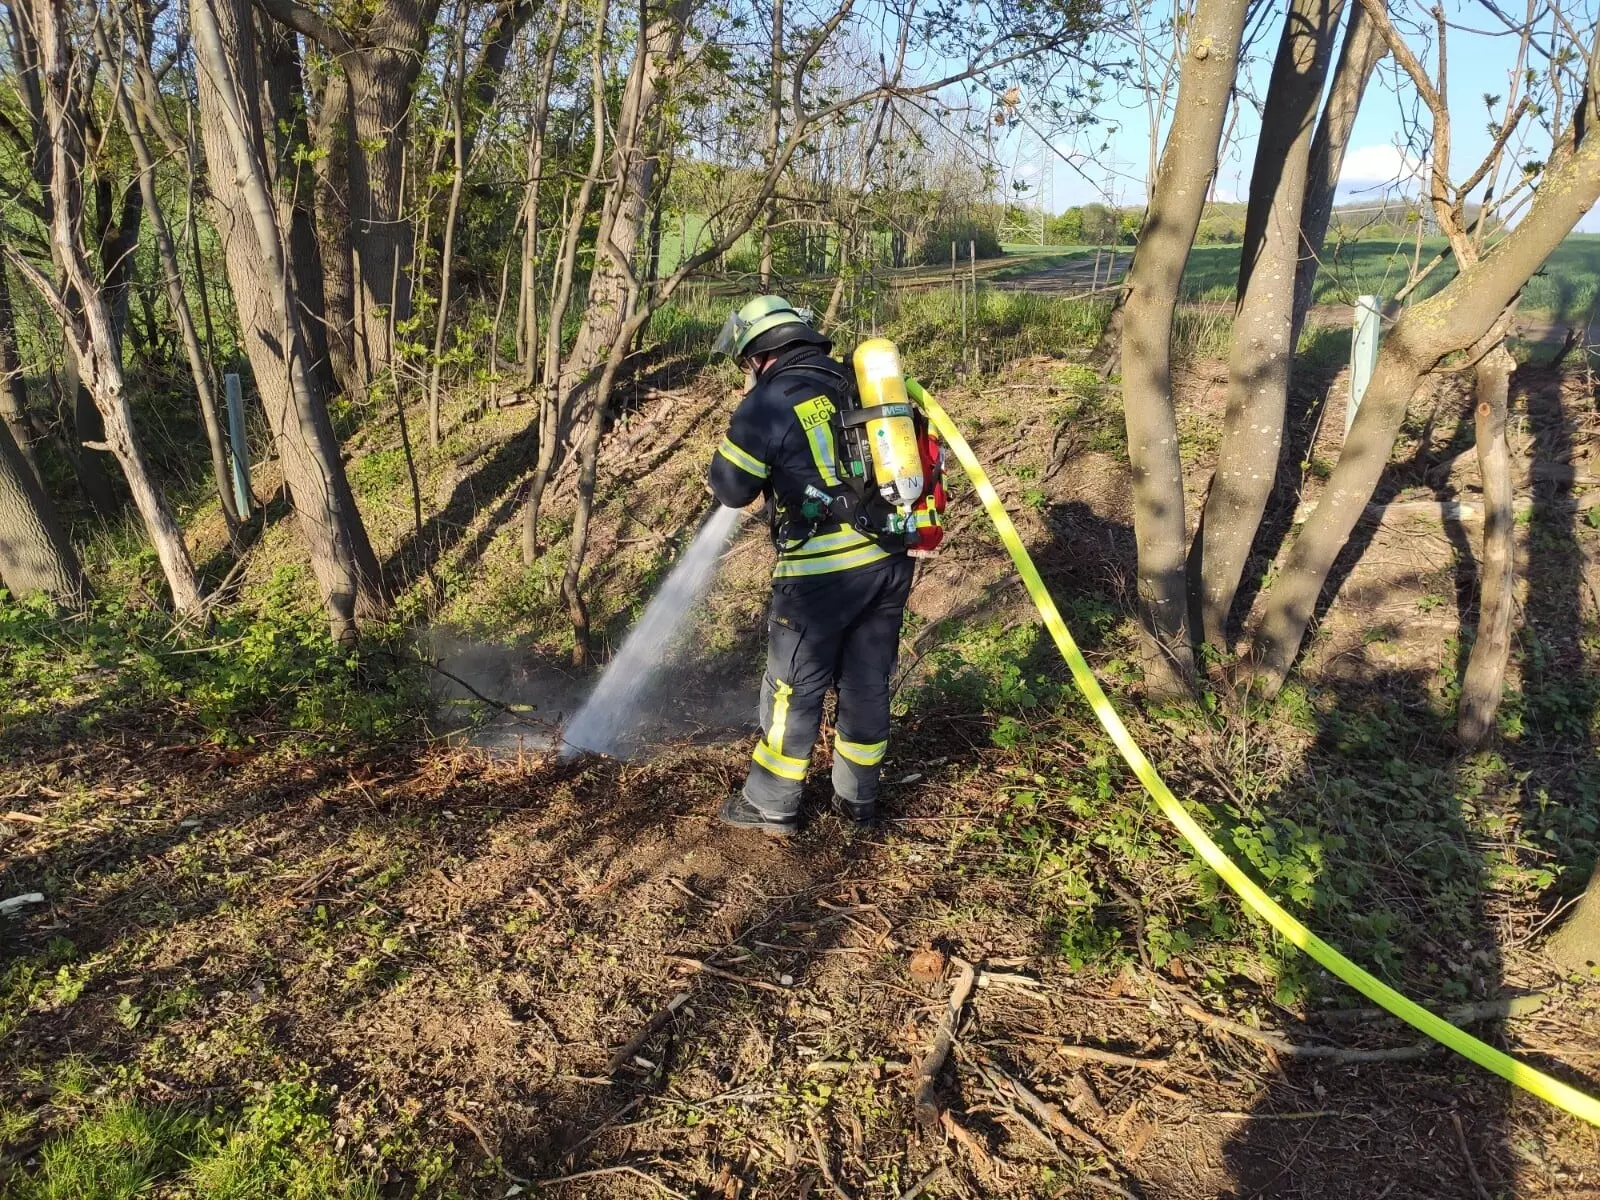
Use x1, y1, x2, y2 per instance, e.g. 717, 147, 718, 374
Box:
561, 365, 610, 663
1117, 0, 1250, 695
489, 231, 515, 406
0, 264, 43, 486
519, 0, 573, 391
24, 0, 200, 616
0, 413, 87, 606
459, 0, 535, 163
310, 69, 362, 397
193, 0, 385, 641
1457, 342, 1516, 747
523, 0, 609, 565
1189, 0, 1346, 650
258, 13, 336, 401
1250, 112, 1600, 697
1290, 0, 1387, 346
104, 22, 241, 534
427, 16, 468, 447
759, 0, 783, 286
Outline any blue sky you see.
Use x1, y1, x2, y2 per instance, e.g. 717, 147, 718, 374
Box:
1022, 0, 1600, 232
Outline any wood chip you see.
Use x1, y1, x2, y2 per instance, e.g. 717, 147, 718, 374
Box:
909, 946, 947, 983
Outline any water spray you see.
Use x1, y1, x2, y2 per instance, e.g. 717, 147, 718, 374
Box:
560, 505, 746, 759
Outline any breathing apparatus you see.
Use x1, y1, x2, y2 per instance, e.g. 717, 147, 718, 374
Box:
778, 338, 947, 556
715, 296, 946, 556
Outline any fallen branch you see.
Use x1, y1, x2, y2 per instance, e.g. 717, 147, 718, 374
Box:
1452, 1111, 1493, 1200
981, 1060, 1111, 1157
897, 1165, 950, 1200
940, 1109, 999, 1183
666, 955, 791, 995
606, 991, 690, 1075
1055, 1044, 1170, 1071
806, 1114, 853, 1200
1316, 992, 1548, 1026
1181, 1003, 1432, 1062
535, 1163, 687, 1197
913, 957, 977, 1132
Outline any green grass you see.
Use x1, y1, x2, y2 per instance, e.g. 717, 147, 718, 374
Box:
7, 1085, 379, 1200
0, 568, 425, 748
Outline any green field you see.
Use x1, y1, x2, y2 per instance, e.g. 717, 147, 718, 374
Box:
997, 233, 1600, 324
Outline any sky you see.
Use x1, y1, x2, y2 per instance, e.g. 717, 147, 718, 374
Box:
1009, 0, 1600, 232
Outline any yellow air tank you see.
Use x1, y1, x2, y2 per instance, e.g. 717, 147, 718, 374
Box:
850, 338, 924, 506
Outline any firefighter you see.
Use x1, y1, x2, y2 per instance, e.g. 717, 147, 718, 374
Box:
708, 296, 917, 836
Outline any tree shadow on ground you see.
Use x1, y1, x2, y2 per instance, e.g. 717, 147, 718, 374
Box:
1224, 366, 1600, 1197
380, 416, 541, 597
1219, 663, 1515, 1197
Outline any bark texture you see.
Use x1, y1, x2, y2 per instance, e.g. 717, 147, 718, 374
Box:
260, 0, 443, 381
1190, 0, 1346, 649
0, 414, 87, 606
105, 23, 241, 533
26, 0, 201, 615
310, 68, 361, 398
1291, 0, 1386, 344
0, 265, 42, 485
1117, 0, 1251, 693
1457, 343, 1516, 747
193, 0, 384, 640
1547, 864, 1600, 977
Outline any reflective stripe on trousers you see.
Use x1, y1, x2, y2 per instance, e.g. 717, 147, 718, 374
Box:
743, 555, 914, 819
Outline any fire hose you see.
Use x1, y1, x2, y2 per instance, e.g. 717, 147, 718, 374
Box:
908, 377, 1600, 1128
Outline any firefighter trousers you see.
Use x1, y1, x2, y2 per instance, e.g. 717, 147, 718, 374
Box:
743, 554, 915, 819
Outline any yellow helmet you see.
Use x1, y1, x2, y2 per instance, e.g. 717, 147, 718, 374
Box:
712, 295, 826, 361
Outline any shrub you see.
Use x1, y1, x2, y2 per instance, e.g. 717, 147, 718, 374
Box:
916, 221, 1003, 266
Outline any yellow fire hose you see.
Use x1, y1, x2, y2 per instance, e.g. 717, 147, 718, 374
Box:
909, 377, 1600, 1128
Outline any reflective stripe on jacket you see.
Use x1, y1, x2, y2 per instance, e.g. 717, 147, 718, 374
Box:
709, 345, 903, 577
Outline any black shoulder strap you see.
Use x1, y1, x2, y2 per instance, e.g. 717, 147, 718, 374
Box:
768, 358, 855, 404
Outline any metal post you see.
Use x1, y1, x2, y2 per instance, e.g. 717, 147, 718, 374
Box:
224, 372, 253, 515
1348, 294, 1382, 437
969, 240, 978, 372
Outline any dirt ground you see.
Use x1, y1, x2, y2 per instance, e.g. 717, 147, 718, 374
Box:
5, 356, 1600, 1197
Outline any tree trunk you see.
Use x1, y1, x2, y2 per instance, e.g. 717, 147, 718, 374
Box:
427, 16, 468, 447
193, 0, 385, 641
1456, 342, 1516, 747
346, 2, 442, 378
64, 345, 117, 513
24, 0, 201, 617
522, 0, 610, 565
1547, 864, 1600, 977
104, 22, 242, 534
1249, 115, 1600, 697
0, 414, 87, 607
460, 0, 536, 162
1290, 0, 1386, 345
759, 0, 783, 287
553, 0, 689, 435
310, 69, 362, 398
0, 264, 43, 487
1117, 0, 1251, 695
258, 14, 336, 401
1189, 0, 1346, 649
517, 0, 572, 391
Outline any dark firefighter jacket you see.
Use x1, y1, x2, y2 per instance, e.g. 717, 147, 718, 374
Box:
709, 344, 906, 578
